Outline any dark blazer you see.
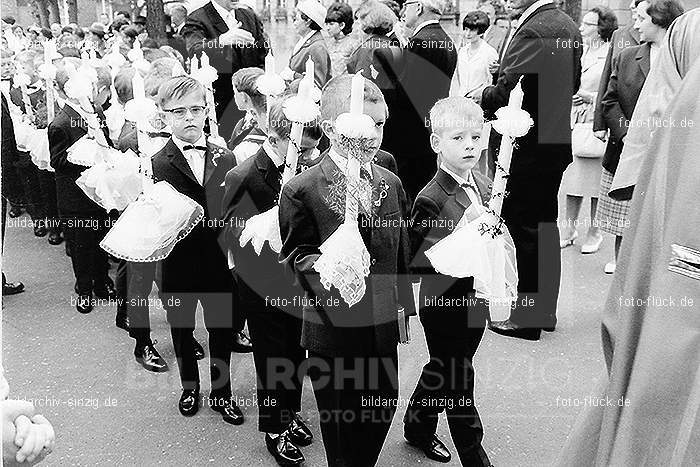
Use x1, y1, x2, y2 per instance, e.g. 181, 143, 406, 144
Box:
410, 168, 491, 336
48, 104, 111, 214
1, 94, 20, 198
593, 25, 640, 132
391, 22, 458, 202
167, 32, 188, 59
182, 2, 267, 123
347, 34, 402, 94
600, 43, 650, 174
482, 3, 582, 176
221, 147, 296, 309
151, 138, 236, 294
9, 85, 47, 128
288, 31, 332, 87
278, 154, 416, 357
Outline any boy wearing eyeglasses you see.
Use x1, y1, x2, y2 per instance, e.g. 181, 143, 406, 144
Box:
150, 76, 240, 424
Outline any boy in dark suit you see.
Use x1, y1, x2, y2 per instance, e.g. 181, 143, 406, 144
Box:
222, 96, 322, 466
403, 97, 492, 466
48, 59, 116, 314
151, 76, 239, 423
279, 75, 415, 467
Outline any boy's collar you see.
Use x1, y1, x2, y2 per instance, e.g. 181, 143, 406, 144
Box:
262, 139, 284, 168
172, 132, 206, 152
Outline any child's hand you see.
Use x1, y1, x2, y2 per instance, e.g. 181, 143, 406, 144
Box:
14, 415, 54, 464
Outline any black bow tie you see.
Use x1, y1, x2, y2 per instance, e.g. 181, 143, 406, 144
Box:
183, 144, 207, 152
461, 181, 478, 191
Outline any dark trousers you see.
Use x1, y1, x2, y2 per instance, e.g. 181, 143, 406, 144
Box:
164, 293, 233, 401
404, 305, 490, 466
16, 153, 44, 221
245, 288, 305, 433
231, 271, 246, 333
116, 260, 155, 345
36, 170, 60, 234
62, 213, 110, 295
308, 350, 398, 467
502, 168, 565, 328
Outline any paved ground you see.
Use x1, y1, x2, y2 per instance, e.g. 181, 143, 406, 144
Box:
2, 20, 615, 467
2, 191, 613, 467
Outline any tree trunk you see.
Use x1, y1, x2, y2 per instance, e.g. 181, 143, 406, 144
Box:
66, 0, 78, 24
48, 0, 61, 24
147, 0, 168, 45
31, 0, 51, 27
560, 0, 582, 24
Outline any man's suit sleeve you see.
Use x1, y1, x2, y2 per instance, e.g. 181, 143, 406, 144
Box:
221, 168, 246, 244
396, 182, 416, 316
278, 184, 327, 299
601, 54, 627, 142
48, 123, 72, 171
481, 30, 542, 113
408, 194, 442, 278
593, 37, 615, 132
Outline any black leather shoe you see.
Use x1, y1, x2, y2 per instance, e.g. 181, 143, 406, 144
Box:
265, 431, 304, 466
94, 281, 117, 300
542, 325, 556, 332
231, 330, 253, 353
8, 206, 23, 218
134, 341, 168, 372
115, 313, 129, 332
405, 434, 451, 463
210, 397, 244, 425
193, 338, 205, 360
47, 231, 63, 245
178, 388, 199, 417
287, 413, 313, 447
2, 281, 25, 296
488, 319, 541, 341
34, 224, 47, 237
76, 294, 93, 314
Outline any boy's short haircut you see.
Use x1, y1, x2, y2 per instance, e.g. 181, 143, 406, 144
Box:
268, 95, 322, 141
156, 76, 206, 108
143, 48, 170, 63
145, 62, 178, 98
114, 66, 136, 103
320, 74, 387, 123
232, 67, 266, 111
429, 96, 484, 135
54, 57, 84, 93
94, 64, 113, 91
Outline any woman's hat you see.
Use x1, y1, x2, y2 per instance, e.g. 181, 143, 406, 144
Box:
297, 0, 326, 28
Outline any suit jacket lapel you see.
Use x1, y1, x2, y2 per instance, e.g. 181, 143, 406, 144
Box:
165, 139, 200, 185
636, 43, 651, 78
436, 168, 470, 212
255, 148, 282, 193
205, 1, 229, 35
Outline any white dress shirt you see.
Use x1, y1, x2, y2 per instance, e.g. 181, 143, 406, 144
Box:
211, 0, 238, 28
173, 134, 207, 185
440, 163, 482, 208
328, 147, 372, 179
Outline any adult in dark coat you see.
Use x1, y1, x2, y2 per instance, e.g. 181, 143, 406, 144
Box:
600, 43, 649, 179
593, 2, 641, 138
481, 0, 582, 340
181, 0, 267, 138
391, 0, 458, 203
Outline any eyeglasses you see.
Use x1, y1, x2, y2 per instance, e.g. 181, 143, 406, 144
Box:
162, 105, 207, 119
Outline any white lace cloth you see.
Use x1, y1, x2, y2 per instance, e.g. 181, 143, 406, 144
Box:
313, 157, 371, 307
424, 209, 518, 321
75, 149, 143, 211
100, 181, 204, 262
26, 127, 53, 172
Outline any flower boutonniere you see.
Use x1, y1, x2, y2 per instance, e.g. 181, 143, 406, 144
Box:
211, 145, 224, 167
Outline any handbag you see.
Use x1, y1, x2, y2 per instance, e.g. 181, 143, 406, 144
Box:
571, 104, 606, 158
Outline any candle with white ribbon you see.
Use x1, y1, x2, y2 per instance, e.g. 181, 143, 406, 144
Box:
281, 57, 315, 184
489, 81, 524, 216
131, 70, 153, 186
200, 52, 220, 140
43, 41, 56, 122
